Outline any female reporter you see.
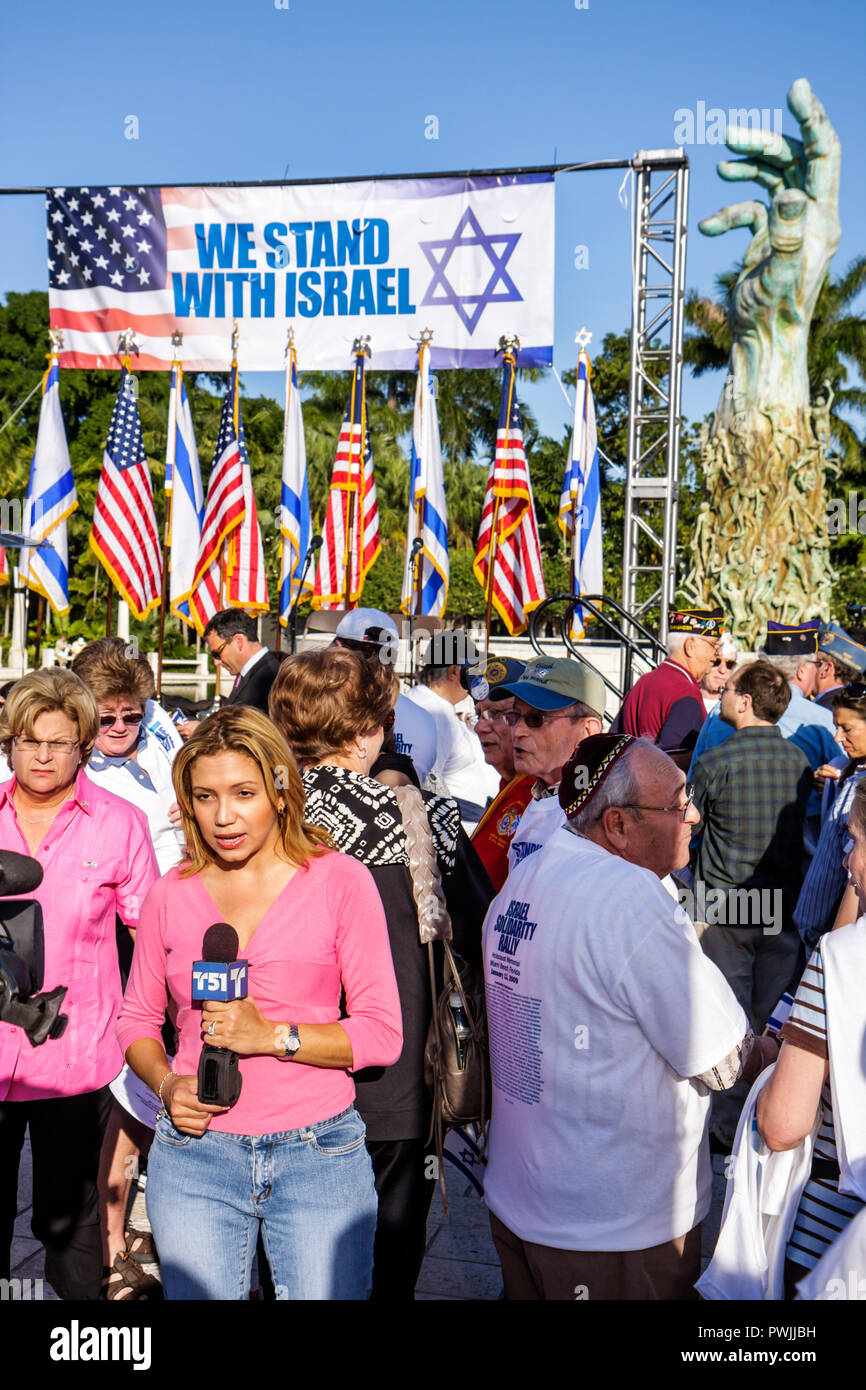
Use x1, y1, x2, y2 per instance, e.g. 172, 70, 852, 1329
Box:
0, 669, 158, 1300
116, 706, 402, 1301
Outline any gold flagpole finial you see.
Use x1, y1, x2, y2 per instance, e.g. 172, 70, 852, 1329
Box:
171, 329, 184, 355
48, 327, 64, 355
352, 335, 371, 359
575, 326, 592, 351
417, 327, 434, 347
496, 333, 521, 358
285, 327, 295, 353
231, 321, 240, 366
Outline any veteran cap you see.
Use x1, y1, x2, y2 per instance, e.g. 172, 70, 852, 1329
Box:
492, 656, 606, 718
818, 622, 866, 676
668, 607, 725, 637
762, 619, 822, 658
468, 656, 526, 703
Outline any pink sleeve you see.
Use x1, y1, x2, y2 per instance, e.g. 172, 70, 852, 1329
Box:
116, 875, 171, 1055
115, 805, 160, 927
327, 857, 403, 1071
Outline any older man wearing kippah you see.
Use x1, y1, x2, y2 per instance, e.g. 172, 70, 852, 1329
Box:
481, 734, 779, 1301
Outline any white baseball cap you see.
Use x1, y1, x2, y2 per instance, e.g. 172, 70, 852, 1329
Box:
334, 608, 399, 644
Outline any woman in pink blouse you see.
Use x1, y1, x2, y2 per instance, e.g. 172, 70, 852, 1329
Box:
0, 669, 159, 1301
117, 706, 402, 1300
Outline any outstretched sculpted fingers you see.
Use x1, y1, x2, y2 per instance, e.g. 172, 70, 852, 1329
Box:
717, 159, 785, 194
787, 78, 841, 204
699, 201, 769, 239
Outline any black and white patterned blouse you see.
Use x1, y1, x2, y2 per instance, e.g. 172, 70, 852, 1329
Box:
301, 764, 459, 873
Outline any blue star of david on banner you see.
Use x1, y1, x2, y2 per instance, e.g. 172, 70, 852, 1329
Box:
418, 207, 523, 335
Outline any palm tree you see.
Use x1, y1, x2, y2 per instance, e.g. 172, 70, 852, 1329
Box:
684, 257, 866, 463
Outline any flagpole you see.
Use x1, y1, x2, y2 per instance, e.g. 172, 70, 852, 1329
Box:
485, 335, 520, 650
33, 596, 44, 668
569, 332, 593, 644
158, 331, 183, 695
344, 337, 371, 612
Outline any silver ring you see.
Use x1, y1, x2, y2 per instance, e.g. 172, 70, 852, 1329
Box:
207, 1021, 216, 1037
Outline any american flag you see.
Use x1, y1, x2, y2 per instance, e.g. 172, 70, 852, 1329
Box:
188, 368, 267, 631
89, 367, 162, 620
473, 350, 546, 634
312, 354, 381, 609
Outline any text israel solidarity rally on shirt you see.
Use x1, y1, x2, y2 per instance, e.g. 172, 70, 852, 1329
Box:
482, 827, 746, 1252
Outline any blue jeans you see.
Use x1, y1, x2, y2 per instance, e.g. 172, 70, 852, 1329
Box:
146, 1105, 377, 1300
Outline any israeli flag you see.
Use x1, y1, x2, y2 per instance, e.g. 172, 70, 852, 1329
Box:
279, 349, 312, 624
22, 360, 77, 616
559, 352, 602, 637
167, 364, 205, 626
401, 342, 448, 617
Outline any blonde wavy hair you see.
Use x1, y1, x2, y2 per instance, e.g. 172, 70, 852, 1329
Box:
172, 706, 333, 877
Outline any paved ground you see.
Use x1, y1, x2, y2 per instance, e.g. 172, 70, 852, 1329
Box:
10, 1138, 728, 1302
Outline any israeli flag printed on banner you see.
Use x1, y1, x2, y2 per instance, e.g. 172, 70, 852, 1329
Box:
279, 350, 312, 623
401, 342, 448, 617
559, 352, 602, 637
22, 360, 77, 616
167, 364, 205, 625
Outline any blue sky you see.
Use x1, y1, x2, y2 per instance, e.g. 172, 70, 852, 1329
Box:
1, 0, 863, 452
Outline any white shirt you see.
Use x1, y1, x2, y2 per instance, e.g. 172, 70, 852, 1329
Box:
393, 693, 437, 784
506, 790, 565, 873
482, 827, 747, 1251
405, 683, 496, 813
239, 646, 269, 680
83, 722, 184, 874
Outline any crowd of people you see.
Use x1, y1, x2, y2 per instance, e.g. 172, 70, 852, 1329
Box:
1, 601, 866, 1302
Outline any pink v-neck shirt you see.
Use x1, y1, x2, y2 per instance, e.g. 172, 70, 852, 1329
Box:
116, 850, 403, 1135
0, 772, 159, 1102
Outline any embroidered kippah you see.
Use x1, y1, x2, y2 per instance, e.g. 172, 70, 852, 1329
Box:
559, 732, 635, 821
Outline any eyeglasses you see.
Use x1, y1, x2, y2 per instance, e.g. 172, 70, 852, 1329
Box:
14, 736, 80, 755
502, 709, 580, 731
98, 712, 144, 728
619, 784, 696, 822
467, 709, 510, 728
210, 637, 229, 662
712, 659, 737, 670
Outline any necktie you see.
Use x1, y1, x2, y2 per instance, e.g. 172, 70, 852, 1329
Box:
233, 674, 242, 691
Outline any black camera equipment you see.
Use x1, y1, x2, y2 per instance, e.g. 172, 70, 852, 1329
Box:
0, 850, 69, 1046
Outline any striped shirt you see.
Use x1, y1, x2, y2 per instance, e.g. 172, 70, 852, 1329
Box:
780, 945, 865, 1271
794, 764, 866, 949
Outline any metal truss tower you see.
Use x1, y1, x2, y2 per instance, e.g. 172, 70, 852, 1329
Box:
621, 148, 690, 645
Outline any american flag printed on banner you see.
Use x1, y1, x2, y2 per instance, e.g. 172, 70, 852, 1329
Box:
188, 368, 267, 631
473, 351, 546, 635
89, 367, 162, 621
312, 355, 381, 609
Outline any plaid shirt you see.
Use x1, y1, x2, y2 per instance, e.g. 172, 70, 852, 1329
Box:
794, 763, 866, 949
691, 725, 813, 927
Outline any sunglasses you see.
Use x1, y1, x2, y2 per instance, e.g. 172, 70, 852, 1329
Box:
712, 659, 737, 670
98, 712, 144, 728
844, 682, 866, 699
502, 709, 579, 730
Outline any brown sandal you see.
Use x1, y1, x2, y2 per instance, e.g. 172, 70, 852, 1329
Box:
101, 1250, 163, 1301
123, 1227, 158, 1263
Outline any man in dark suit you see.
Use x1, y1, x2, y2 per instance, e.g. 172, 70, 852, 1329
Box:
201, 610, 284, 716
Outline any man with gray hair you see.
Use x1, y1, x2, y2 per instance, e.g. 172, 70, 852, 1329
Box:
482, 733, 778, 1300
612, 608, 723, 768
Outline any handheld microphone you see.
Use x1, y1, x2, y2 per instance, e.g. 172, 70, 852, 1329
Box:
410, 537, 424, 556
0, 851, 44, 898
192, 923, 248, 1107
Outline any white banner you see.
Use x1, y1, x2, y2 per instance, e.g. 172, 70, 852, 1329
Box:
47, 176, 555, 372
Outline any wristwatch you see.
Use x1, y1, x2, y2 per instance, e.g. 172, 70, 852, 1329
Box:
278, 1023, 301, 1060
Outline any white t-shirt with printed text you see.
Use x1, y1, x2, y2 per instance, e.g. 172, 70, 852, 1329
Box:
482, 827, 747, 1251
